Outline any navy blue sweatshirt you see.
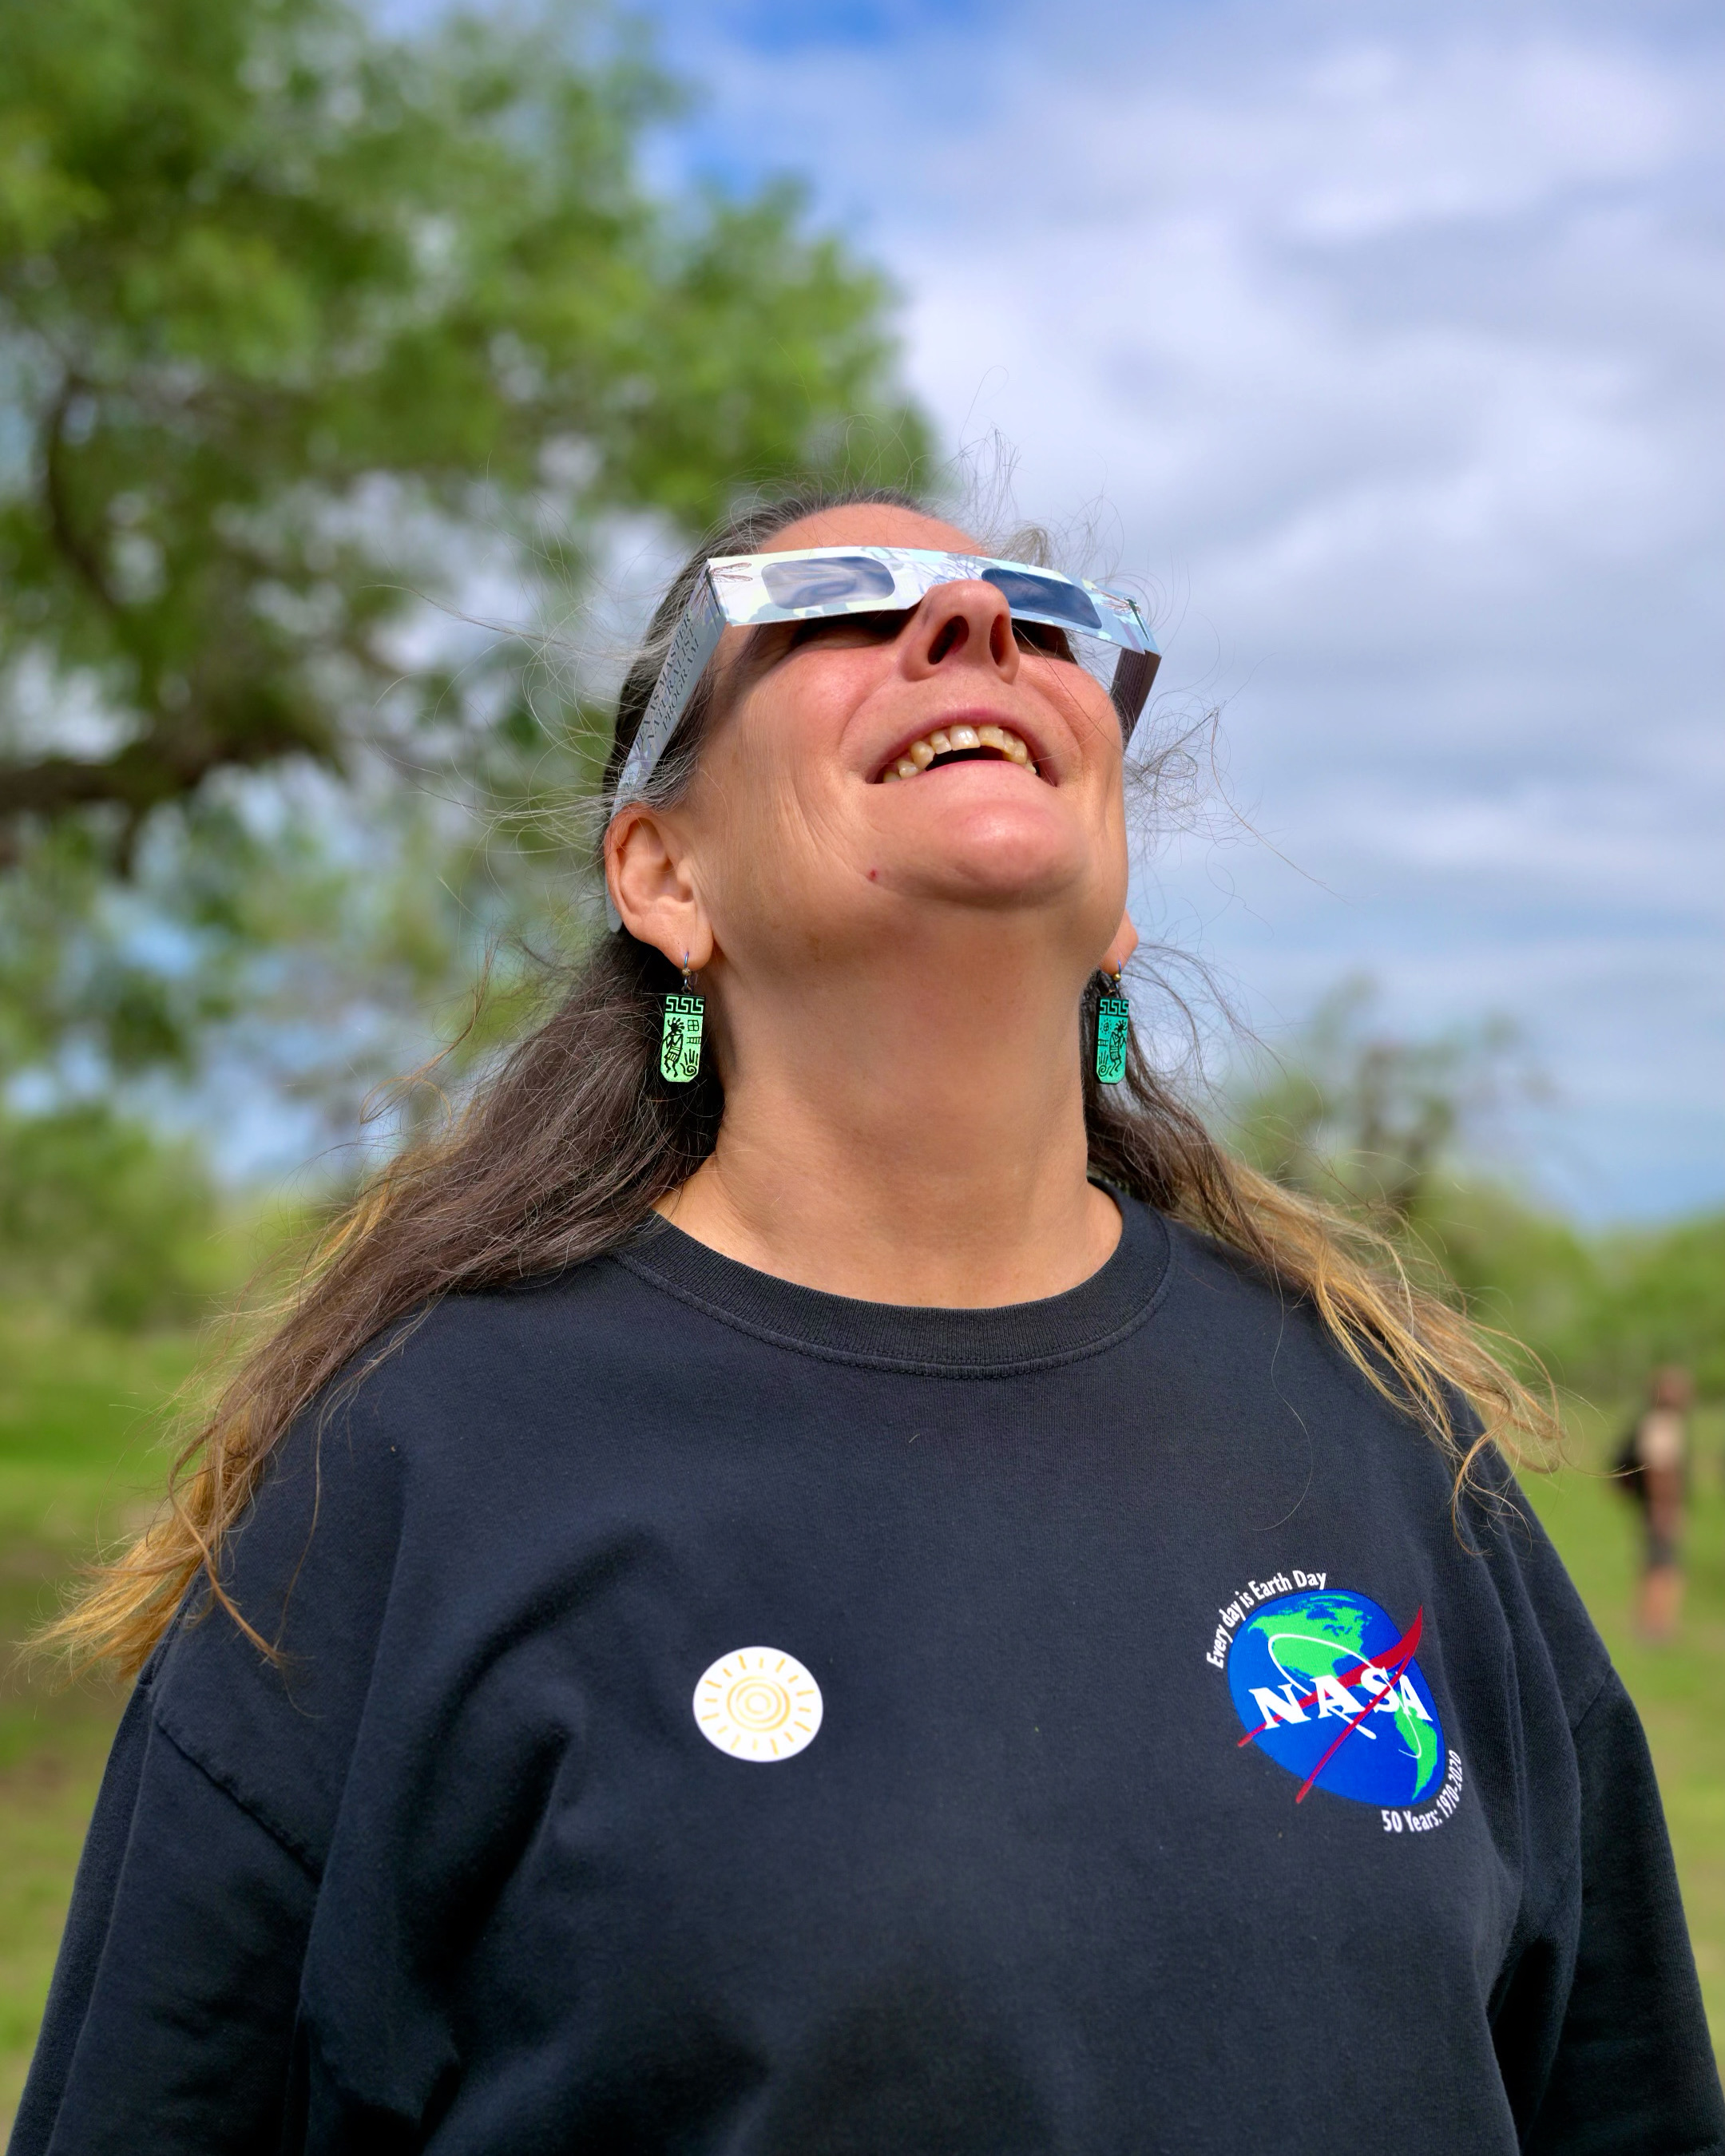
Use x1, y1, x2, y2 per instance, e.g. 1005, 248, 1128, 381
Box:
14, 1199, 1724, 2153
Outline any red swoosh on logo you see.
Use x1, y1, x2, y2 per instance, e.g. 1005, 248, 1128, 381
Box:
1235, 1606, 1426, 1804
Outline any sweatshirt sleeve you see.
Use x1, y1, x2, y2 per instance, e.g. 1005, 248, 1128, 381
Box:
8, 1669, 315, 2156
1521, 1669, 1724, 2155
7, 1365, 410, 2156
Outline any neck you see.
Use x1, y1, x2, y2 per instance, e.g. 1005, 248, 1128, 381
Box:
654, 919, 1120, 1306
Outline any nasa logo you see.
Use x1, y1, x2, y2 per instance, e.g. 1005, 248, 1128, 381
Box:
1213, 1580, 1453, 1815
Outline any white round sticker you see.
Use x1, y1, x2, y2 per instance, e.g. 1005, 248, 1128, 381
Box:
693, 1647, 823, 1762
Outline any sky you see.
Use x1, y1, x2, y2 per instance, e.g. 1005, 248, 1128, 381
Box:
616, 0, 1723, 1219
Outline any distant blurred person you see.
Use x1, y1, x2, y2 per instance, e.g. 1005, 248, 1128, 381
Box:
1620, 1366, 1695, 1639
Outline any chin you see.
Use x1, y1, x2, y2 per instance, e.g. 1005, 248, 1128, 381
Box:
949, 804, 1089, 889
852, 787, 1112, 915
916, 836, 1091, 910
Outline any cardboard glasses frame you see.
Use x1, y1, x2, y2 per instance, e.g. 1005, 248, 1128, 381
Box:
605, 545, 1162, 930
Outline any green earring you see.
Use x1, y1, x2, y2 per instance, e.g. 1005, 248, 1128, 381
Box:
1096, 971, 1129, 1085
660, 959, 704, 1084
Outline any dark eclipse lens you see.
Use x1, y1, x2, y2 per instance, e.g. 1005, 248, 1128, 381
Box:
981, 567, 1100, 632
761, 555, 898, 609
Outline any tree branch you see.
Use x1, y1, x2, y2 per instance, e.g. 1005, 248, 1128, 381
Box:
0, 719, 325, 866
41, 377, 121, 616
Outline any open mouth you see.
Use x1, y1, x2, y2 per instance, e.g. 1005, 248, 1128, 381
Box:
876, 723, 1042, 784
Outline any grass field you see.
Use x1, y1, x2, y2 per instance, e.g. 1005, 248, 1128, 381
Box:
2, 1322, 1721, 2130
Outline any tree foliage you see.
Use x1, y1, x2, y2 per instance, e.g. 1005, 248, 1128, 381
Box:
0, 0, 926, 1089
1226, 982, 1724, 1403
1225, 977, 1533, 1228
0, 1100, 223, 1325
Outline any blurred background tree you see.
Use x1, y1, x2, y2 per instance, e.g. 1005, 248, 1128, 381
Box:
1223, 975, 1534, 1230
0, 0, 926, 1132
1226, 980, 1724, 1403
0, 1101, 220, 1326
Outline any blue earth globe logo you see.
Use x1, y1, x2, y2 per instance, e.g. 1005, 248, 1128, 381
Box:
1226, 1589, 1445, 1806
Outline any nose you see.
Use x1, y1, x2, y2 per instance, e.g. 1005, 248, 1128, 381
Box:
900, 579, 1019, 692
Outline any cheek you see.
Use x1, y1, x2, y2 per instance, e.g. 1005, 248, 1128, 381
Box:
685, 730, 844, 938
720, 663, 848, 787
713, 667, 866, 830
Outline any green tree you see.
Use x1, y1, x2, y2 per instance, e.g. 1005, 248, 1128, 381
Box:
1580, 1216, 1725, 1401
1225, 982, 1725, 1405
0, 1100, 223, 1324
1225, 977, 1532, 1227
0, 0, 926, 1083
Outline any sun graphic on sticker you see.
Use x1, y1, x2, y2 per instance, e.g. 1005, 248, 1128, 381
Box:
693, 1647, 823, 1762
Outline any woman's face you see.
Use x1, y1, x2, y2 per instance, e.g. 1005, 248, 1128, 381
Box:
613, 503, 1133, 984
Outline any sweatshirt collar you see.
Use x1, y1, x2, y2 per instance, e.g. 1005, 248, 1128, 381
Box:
613, 1193, 1172, 1376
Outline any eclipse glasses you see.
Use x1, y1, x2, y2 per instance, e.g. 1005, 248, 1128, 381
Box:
612, 545, 1161, 810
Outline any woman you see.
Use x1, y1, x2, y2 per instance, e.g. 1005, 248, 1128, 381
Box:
15, 488, 1721, 2154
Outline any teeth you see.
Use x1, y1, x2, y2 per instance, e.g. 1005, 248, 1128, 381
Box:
878, 727, 1036, 783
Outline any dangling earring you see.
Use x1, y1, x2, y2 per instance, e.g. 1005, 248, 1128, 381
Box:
660, 957, 705, 1084
1096, 970, 1129, 1085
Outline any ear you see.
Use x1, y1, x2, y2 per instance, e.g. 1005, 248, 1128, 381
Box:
605, 807, 715, 973
1100, 909, 1139, 979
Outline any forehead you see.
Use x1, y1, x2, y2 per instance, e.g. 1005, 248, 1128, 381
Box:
758, 504, 984, 559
